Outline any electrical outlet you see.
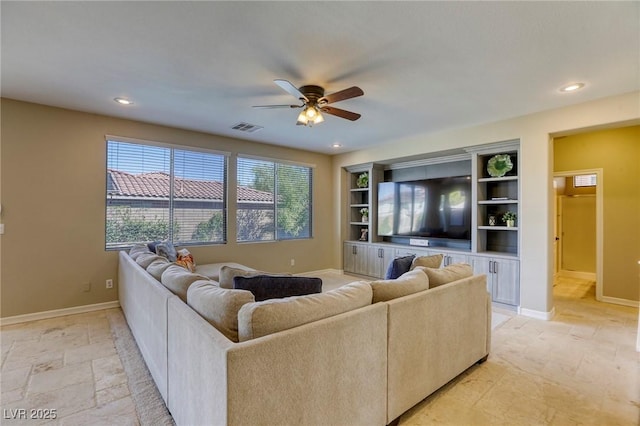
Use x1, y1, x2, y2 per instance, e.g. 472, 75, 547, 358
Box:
290, 259, 295, 266
106, 279, 113, 289
82, 282, 91, 292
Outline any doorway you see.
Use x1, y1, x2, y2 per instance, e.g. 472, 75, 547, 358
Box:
553, 169, 603, 301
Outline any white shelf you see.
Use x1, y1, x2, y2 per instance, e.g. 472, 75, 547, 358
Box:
350, 221, 370, 226
350, 204, 369, 208
478, 226, 518, 231
478, 176, 518, 183
350, 188, 369, 192
478, 199, 519, 205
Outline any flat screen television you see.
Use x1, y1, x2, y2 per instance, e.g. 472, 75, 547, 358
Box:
377, 176, 471, 241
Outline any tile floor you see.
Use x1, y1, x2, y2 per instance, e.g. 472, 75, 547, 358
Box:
1, 276, 638, 425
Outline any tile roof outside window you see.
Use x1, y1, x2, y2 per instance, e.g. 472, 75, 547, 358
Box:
107, 169, 273, 202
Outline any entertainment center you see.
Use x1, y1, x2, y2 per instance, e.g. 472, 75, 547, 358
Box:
344, 140, 520, 309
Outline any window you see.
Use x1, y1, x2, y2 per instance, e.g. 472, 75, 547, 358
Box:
106, 139, 227, 249
236, 156, 312, 242
574, 174, 597, 187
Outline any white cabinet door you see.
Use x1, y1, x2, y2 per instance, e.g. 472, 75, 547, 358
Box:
492, 258, 520, 306
368, 245, 394, 278
394, 247, 433, 258
470, 256, 493, 294
344, 242, 369, 276
469, 255, 519, 306
443, 253, 469, 267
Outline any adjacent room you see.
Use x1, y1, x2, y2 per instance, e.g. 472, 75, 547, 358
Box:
1, 2, 639, 425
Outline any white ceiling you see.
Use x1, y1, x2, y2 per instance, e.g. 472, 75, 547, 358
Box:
2, 2, 639, 154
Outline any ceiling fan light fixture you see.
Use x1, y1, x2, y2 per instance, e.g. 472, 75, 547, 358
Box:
296, 111, 309, 126
305, 106, 318, 119
312, 111, 324, 125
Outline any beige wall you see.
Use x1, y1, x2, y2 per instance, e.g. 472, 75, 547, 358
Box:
0, 99, 335, 318
332, 91, 640, 316
554, 125, 640, 302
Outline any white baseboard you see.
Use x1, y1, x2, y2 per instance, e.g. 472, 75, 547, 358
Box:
296, 268, 344, 275
558, 270, 596, 280
599, 296, 639, 308
518, 306, 556, 321
0, 301, 120, 326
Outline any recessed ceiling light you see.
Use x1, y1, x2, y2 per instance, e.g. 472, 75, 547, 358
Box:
114, 97, 133, 105
559, 83, 585, 93
331, 143, 343, 148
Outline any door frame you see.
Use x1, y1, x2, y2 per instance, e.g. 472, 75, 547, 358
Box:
553, 169, 603, 301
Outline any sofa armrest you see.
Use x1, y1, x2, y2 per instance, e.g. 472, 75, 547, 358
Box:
118, 250, 175, 403
167, 297, 234, 426
385, 274, 490, 422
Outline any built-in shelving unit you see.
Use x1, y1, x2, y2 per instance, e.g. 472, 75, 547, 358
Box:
346, 164, 383, 242
343, 140, 521, 309
474, 144, 519, 256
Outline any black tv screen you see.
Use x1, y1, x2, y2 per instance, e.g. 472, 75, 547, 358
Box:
378, 176, 471, 240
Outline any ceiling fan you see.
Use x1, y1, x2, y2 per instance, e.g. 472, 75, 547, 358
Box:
253, 79, 364, 126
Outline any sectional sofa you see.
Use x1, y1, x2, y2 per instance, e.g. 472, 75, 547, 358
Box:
118, 248, 491, 425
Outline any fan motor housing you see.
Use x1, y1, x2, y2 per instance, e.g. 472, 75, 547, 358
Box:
299, 85, 325, 104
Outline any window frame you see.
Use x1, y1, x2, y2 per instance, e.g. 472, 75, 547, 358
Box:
236, 154, 314, 243
573, 173, 597, 188
105, 135, 229, 250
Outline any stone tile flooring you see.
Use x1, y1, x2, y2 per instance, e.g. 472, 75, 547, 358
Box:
1, 276, 638, 425
399, 277, 640, 425
1, 309, 138, 425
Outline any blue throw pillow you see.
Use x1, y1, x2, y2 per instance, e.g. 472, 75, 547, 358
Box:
385, 255, 415, 280
233, 275, 322, 301
155, 240, 177, 262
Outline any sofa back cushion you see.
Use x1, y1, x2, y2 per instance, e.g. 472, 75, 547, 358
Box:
385, 255, 415, 279
237, 281, 372, 342
187, 281, 255, 342
195, 262, 254, 282
416, 263, 473, 288
410, 254, 443, 270
146, 258, 173, 281
219, 266, 290, 289
370, 269, 430, 303
161, 265, 209, 302
136, 253, 167, 269
129, 243, 153, 261
233, 275, 322, 301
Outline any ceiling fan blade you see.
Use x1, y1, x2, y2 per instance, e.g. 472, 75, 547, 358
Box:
252, 104, 302, 109
320, 106, 361, 121
318, 86, 364, 105
274, 79, 308, 102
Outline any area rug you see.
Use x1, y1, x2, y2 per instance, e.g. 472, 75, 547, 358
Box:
107, 310, 175, 426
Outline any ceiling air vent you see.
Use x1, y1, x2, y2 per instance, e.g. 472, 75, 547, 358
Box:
231, 122, 263, 133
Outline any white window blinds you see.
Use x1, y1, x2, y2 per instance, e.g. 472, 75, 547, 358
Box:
236, 157, 312, 242
106, 139, 227, 249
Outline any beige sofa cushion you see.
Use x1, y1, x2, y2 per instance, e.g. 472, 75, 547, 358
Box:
237, 281, 372, 342
410, 253, 443, 270
195, 262, 254, 282
136, 253, 166, 269
370, 269, 430, 303
218, 266, 290, 289
187, 281, 255, 342
146, 258, 173, 281
129, 243, 151, 260
416, 263, 473, 288
161, 265, 209, 302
